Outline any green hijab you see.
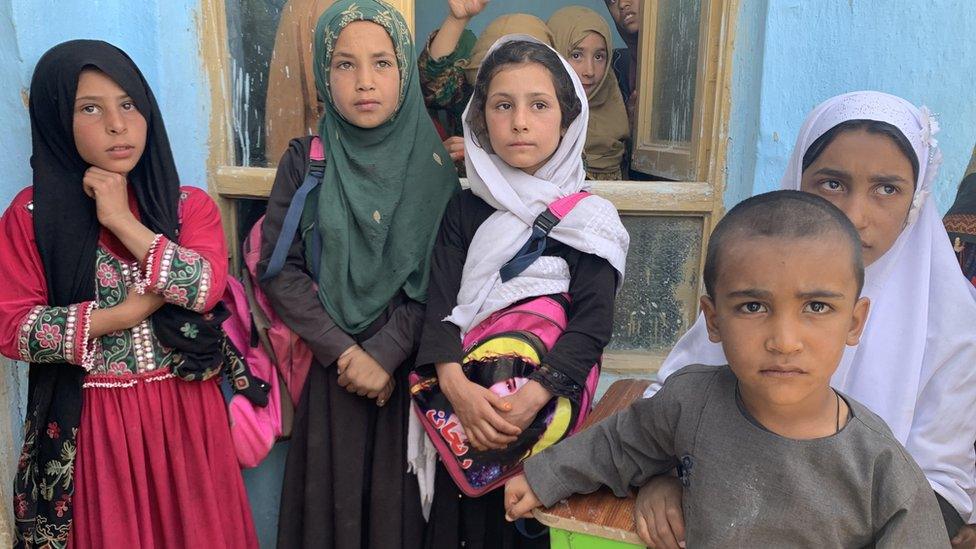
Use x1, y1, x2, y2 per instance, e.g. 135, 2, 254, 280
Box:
311, 0, 459, 334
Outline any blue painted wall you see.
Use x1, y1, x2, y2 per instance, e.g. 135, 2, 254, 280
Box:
0, 0, 29, 209
2, 0, 211, 200
415, 0, 628, 50
725, 0, 976, 212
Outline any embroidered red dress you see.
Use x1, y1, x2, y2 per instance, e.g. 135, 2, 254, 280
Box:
0, 186, 257, 548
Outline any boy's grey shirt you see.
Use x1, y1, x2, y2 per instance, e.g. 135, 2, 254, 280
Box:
524, 365, 949, 548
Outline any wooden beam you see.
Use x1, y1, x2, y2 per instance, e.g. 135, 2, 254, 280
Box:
213, 172, 714, 214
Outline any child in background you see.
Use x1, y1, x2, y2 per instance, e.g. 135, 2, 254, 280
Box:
0, 40, 256, 547
414, 35, 628, 548
548, 6, 629, 180
505, 190, 949, 548
602, 0, 640, 119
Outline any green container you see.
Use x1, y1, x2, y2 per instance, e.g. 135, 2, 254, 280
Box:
549, 527, 644, 549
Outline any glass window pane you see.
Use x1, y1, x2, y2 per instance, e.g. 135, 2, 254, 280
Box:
226, 0, 331, 167
226, 0, 286, 167
649, 0, 701, 144
608, 215, 703, 353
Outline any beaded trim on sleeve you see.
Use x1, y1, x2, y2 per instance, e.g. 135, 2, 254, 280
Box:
78, 302, 100, 372
16, 306, 45, 362
16, 303, 93, 366
134, 234, 165, 295
153, 239, 179, 292
189, 260, 213, 312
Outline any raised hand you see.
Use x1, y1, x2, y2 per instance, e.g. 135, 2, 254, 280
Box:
447, 0, 490, 21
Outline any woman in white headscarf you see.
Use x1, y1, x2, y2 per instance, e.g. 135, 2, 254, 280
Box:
412, 34, 629, 548
635, 91, 976, 548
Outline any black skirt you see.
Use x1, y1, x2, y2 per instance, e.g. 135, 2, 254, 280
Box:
422, 461, 550, 549
276, 358, 423, 548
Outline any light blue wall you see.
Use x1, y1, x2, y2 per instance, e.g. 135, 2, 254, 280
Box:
1, 0, 211, 202
726, 0, 976, 212
416, 0, 628, 50
0, 0, 29, 209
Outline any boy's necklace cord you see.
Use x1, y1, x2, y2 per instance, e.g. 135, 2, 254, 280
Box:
835, 390, 841, 434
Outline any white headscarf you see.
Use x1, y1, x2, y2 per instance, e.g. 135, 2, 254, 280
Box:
648, 91, 976, 521
409, 34, 629, 516
444, 34, 629, 335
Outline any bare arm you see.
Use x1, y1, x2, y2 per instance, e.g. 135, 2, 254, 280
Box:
89, 291, 165, 338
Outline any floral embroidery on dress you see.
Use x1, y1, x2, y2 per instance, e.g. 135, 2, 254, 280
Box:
89, 248, 180, 375
95, 262, 120, 288
17, 304, 85, 365
149, 238, 213, 312
14, 418, 76, 549
53, 494, 70, 518
39, 428, 76, 503
36, 324, 62, 350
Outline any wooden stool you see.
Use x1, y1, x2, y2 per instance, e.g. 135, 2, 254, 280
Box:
533, 379, 652, 548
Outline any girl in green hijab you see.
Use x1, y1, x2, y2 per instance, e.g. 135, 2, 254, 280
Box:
259, 1, 458, 546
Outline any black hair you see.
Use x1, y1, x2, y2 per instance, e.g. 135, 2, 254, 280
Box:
466, 40, 583, 152
802, 119, 919, 185
703, 190, 864, 298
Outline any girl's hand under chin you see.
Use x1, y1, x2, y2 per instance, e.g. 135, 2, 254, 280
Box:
83, 166, 134, 231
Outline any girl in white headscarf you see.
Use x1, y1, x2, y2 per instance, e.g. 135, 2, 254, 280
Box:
412, 34, 629, 548
635, 91, 976, 548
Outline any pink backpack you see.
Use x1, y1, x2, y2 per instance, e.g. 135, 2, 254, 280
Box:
409, 192, 601, 497
222, 278, 284, 468
221, 137, 324, 467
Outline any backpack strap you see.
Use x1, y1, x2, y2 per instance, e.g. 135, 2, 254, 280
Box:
499, 191, 591, 282
261, 136, 327, 282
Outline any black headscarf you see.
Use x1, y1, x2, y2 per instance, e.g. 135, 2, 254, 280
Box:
19, 39, 222, 546
945, 173, 976, 245
944, 173, 976, 283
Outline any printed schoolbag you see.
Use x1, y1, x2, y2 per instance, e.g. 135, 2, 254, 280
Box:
409, 192, 601, 497
221, 136, 325, 467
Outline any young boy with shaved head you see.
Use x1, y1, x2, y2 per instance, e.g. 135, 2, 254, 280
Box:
504, 190, 949, 547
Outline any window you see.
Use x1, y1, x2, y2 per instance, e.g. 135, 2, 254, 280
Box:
632, 0, 736, 183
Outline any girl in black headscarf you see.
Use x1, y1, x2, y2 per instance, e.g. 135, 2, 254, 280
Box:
0, 40, 256, 548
